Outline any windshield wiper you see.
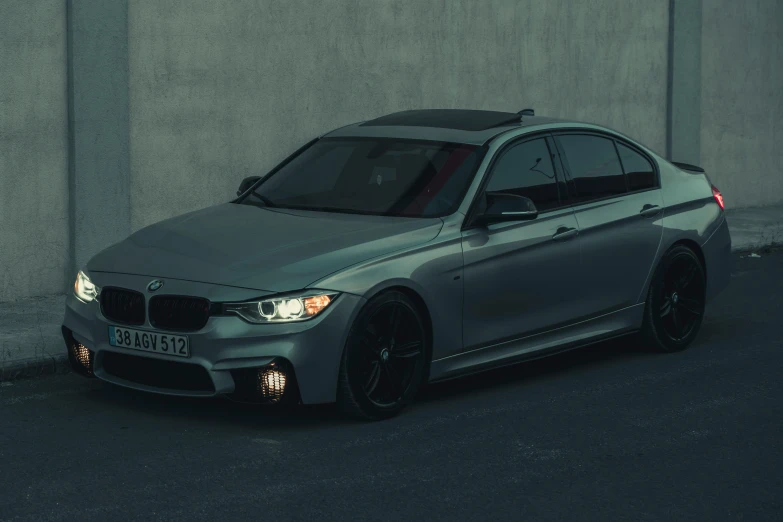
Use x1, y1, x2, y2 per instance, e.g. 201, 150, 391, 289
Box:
282, 205, 380, 216
248, 190, 277, 208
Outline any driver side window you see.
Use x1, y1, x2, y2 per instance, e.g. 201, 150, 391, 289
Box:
485, 138, 561, 212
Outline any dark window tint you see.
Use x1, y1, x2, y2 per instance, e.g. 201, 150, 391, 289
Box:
258, 145, 353, 199
485, 138, 560, 211
242, 138, 484, 217
617, 143, 656, 191
558, 135, 626, 202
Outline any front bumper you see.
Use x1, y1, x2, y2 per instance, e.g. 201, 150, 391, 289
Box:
62, 273, 365, 404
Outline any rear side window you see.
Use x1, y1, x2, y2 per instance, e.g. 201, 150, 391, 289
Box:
617, 143, 657, 191
557, 135, 626, 203
485, 138, 561, 211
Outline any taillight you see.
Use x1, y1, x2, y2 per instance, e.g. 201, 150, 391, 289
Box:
712, 185, 724, 210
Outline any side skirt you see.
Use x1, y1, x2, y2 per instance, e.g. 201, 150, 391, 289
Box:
428, 303, 645, 383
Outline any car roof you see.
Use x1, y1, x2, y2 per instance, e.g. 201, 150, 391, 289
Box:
321, 109, 569, 146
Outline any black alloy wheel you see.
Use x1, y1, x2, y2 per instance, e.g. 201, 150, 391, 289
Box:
640, 245, 707, 352
337, 291, 429, 420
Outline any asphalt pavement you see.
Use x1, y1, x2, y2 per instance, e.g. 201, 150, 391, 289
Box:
1, 249, 781, 522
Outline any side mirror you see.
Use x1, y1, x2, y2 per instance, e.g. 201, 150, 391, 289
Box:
237, 176, 261, 196
473, 191, 538, 226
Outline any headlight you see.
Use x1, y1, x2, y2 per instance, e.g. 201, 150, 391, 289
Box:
223, 291, 339, 323
73, 270, 100, 303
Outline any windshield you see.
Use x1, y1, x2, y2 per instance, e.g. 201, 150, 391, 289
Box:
240, 138, 486, 217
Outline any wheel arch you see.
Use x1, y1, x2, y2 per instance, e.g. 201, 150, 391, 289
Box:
667, 238, 707, 275
370, 284, 435, 366
638, 237, 707, 305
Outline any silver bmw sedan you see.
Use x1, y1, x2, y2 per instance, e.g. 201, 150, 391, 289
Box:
63, 109, 731, 420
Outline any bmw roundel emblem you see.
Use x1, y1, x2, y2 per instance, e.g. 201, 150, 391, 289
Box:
147, 279, 164, 292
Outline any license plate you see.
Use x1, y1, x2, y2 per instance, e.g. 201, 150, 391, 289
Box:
108, 326, 190, 358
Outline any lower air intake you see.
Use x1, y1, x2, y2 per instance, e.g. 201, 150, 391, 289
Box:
101, 351, 215, 392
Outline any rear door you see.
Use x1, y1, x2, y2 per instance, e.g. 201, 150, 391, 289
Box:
553, 133, 664, 316
461, 136, 583, 351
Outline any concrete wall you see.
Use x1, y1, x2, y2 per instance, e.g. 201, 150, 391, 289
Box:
0, 1, 69, 302
3, 0, 780, 302
127, 0, 669, 231
700, 0, 783, 209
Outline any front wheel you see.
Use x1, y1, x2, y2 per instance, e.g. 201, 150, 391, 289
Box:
639, 245, 707, 352
336, 291, 429, 420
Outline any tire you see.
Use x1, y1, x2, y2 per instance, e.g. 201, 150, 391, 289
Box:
639, 244, 707, 352
336, 290, 429, 421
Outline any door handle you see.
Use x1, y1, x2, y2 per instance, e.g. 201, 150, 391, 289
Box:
639, 204, 661, 218
552, 226, 578, 241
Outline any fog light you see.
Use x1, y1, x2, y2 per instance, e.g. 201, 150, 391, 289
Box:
75, 343, 90, 366
62, 326, 95, 377
259, 366, 287, 402
228, 359, 297, 404
68, 341, 94, 376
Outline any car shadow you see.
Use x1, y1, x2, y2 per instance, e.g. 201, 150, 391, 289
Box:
86, 380, 344, 430
418, 310, 751, 406
418, 333, 653, 404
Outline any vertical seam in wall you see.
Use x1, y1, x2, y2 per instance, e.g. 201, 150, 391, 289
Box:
665, 0, 675, 160
124, 0, 132, 237
693, 0, 702, 166
65, 0, 76, 287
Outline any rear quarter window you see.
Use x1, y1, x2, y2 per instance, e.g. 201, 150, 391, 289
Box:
616, 143, 657, 191
556, 135, 627, 203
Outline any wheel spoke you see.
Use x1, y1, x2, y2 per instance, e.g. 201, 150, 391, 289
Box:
678, 297, 702, 316
388, 303, 402, 340
391, 340, 422, 359
679, 263, 696, 289
381, 361, 401, 397
679, 304, 701, 317
659, 298, 672, 318
364, 361, 381, 394
672, 307, 683, 335
361, 330, 380, 354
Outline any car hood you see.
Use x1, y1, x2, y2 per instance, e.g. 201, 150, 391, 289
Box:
87, 203, 443, 292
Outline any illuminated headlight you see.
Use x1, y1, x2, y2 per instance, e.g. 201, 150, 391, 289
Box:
223, 291, 338, 323
73, 270, 100, 303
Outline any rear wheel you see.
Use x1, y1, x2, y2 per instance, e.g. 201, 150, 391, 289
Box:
336, 291, 429, 421
639, 245, 706, 352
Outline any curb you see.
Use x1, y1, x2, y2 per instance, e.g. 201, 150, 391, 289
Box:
730, 243, 783, 254
0, 355, 71, 383
725, 209, 783, 254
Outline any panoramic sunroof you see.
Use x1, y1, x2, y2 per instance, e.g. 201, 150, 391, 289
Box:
360, 109, 522, 132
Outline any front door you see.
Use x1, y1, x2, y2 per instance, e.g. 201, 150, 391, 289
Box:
461, 136, 583, 352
